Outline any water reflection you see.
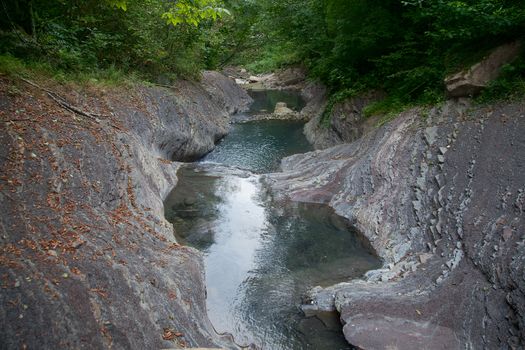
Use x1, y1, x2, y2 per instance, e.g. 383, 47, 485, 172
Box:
164, 166, 381, 349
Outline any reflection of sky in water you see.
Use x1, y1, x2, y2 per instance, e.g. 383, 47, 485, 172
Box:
204, 176, 267, 342
164, 167, 381, 349
166, 89, 376, 349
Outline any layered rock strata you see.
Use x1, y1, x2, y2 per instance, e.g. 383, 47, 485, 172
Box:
0, 72, 251, 349
266, 99, 525, 349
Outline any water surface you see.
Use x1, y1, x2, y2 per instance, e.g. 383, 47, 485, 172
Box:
246, 89, 306, 115
164, 166, 380, 349
200, 120, 312, 173
164, 90, 380, 349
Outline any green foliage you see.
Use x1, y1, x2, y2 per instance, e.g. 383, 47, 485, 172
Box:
235, 0, 524, 118
0, 0, 231, 81
162, 0, 230, 26
245, 43, 301, 73
198, 0, 261, 69
0, 53, 141, 87
363, 97, 407, 119
2, 0, 524, 115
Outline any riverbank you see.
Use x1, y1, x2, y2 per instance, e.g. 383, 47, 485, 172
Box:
266, 98, 525, 349
1, 65, 524, 349
0, 72, 251, 349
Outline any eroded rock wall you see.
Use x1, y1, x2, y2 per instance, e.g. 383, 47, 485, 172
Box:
303, 92, 384, 150
0, 72, 251, 349
267, 99, 525, 349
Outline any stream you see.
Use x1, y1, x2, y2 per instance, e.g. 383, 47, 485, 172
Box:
164, 89, 381, 349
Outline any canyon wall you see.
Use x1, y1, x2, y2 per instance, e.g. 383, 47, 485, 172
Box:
0, 72, 251, 349
268, 99, 525, 349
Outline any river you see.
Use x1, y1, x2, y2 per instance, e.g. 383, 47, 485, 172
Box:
164, 89, 380, 349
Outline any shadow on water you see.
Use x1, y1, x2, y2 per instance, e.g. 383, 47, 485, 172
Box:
164, 89, 380, 349
246, 89, 306, 115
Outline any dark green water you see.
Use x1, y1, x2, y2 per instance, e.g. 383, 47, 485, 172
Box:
200, 120, 312, 173
247, 89, 306, 115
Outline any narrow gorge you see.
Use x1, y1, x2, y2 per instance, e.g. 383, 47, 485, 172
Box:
1, 65, 524, 350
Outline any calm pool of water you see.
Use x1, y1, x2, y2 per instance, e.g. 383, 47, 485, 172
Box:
164, 166, 380, 349
200, 120, 312, 173
247, 89, 306, 115
164, 90, 380, 349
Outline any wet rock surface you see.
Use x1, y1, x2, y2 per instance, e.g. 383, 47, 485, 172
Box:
0, 72, 250, 349
266, 99, 525, 349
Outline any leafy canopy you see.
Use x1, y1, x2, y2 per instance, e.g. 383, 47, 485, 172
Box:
0, 0, 232, 80
237, 0, 524, 105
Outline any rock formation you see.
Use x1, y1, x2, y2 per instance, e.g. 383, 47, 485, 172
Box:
0, 72, 251, 349
267, 99, 525, 349
304, 91, 384, 149
273, 102, 295, 116
445, 41, 522, 98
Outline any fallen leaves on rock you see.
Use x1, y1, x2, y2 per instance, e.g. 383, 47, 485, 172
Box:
162, 328, 183, 341
90, 288, 109, 298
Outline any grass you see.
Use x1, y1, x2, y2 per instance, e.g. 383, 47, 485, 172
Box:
0, 54, 143, 88
244, 42, 301, 74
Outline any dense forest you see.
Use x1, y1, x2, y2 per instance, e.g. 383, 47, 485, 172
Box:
1, 0, 525, 108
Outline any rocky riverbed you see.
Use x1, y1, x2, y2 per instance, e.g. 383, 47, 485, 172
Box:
1, 64, 524, 350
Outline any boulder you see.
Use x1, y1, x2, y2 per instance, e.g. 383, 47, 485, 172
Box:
274, 102, 295, 116
248, 75, 263, 83
234, 78, 248, 85
445, 41, 521, 97
274, 67, 306, 86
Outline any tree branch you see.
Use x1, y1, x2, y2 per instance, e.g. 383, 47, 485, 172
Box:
19, 77, 111, 120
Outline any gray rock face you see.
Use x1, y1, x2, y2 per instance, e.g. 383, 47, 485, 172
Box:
151, 71, 252, 161
0, 72, 250, 349
272, 67, 307, 87
445, 41, 522, 97
230, 66, 310, 91
304, 91, 384, 149
266, 100, 525, 349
